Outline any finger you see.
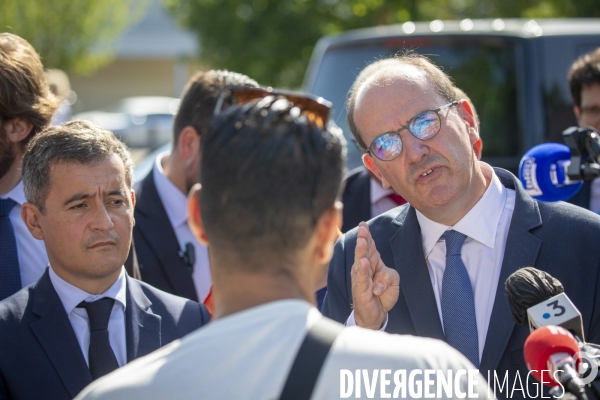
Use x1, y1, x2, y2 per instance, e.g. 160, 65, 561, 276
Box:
372, 267, 400, 296
353, 235, 368, 268
353, 257, 373, 295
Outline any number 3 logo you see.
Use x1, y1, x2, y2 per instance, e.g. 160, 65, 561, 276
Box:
547, 300, 566, 317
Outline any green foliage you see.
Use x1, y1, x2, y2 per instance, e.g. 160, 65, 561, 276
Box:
0, 0, 148, 74
166, 0, 600, 88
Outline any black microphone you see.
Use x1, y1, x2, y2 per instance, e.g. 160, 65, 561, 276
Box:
178, 242, 195, 273
506, 267, 600, 399
505, 267, 585, 342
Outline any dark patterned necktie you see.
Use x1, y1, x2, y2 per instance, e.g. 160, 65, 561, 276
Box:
0, 198, 21, 300
441, 230, 479, 368
78, 297, 120, 379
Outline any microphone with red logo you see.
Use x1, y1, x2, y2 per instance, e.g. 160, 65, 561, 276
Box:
524, 325, 588, 399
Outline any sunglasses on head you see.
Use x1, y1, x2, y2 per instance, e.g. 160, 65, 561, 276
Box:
214, 86, 332, 128
367, 101, 460, 161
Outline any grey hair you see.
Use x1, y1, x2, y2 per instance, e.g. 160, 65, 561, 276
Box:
22, 119, 134, 213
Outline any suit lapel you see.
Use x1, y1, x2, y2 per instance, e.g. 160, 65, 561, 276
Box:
389, 206, 445, 340
480, 169, 543, 372
135, 171, 198, 300
125, 276, 162, 362
29, 270, 92, 398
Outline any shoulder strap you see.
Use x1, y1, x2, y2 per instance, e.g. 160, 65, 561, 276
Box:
279, 317, 344, 400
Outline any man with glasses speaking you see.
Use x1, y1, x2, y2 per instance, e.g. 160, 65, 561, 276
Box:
322, 54, 600, 399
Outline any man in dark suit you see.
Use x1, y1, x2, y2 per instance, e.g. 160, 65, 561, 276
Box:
132, 70, 258, 303
322, 54, 600, 399
0, 120, 209, 400
0, 33, 58, 300
566, 47, 600, 211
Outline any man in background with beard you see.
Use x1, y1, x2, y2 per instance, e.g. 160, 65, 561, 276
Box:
0, 33, 59, 300
130, 70, 258, 304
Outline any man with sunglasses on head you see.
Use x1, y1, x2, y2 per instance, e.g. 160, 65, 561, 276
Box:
77, 91, 490, 400
322, 54, 600, 400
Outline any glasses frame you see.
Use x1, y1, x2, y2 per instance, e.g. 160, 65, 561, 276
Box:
367, 101, 460, 161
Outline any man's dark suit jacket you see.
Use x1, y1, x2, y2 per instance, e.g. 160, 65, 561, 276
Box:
0, 269, 210, 400
323, 168, 600, 399
341, 167, 371, 233
131, 170, 199, 301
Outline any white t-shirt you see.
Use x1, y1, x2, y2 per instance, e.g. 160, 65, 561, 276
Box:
77, 300, 492, 400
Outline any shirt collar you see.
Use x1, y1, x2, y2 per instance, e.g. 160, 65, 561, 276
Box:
49, 266, 127, 315
0, 179, 26, 205
416, 163, 507, 257
152, 152, 189, 228
370, 177, 396, 203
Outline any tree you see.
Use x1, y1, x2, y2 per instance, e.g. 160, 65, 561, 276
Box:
0, 0, 148, 74
166, 0, 600, 88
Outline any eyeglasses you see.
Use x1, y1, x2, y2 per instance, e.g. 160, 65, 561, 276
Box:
214, 86, 332, 128
367, 101, 459, 161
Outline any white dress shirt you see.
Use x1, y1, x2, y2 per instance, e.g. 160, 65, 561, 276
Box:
153, 153, 212, 302
0, 180, 49, 287
49, 266, 128, 367
370, 177, 398, 217
347, 164, 516, 362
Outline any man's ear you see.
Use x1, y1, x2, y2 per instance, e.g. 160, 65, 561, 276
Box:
574, 106, 582, 124
458, 99, 478, 131
4, 118, 34, 144
362, 153, 391, 189
130, 188, 136, 208
21, 202, 45, 240
473, 138, 483, 160
187, 183, 208, 245
178, 126, 200, 160
314, 201, 343, 266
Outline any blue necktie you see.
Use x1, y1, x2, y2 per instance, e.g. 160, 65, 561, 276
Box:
0, 198, 21, 300
78, 298, 120, 379
441, 230, 479, 368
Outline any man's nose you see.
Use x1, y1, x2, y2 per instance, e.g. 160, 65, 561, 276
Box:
401, 131, 430, 164
90, 204, 115, 231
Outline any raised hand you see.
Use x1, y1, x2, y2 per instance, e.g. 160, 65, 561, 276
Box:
351, 222, 400, 330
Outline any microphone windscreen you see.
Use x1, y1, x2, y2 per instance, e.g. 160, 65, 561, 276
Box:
523, 325, 580, 386
505, 267, 564, 325
519, 143, 583, 202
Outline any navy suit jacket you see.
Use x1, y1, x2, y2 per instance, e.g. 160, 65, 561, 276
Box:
0, 269, 209, 400
341, 167, 372, 234
131, 170, 199, 301
323, 168, 600, 399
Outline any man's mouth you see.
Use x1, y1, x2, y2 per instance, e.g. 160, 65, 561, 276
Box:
421, 168, 434, 177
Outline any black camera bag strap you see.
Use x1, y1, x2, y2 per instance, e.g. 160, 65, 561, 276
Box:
278, 317, 344, 400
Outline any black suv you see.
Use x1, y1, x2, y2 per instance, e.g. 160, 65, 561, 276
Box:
303, 18, 600, 172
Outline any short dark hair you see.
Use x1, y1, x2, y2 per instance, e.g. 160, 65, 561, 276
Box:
347, 53, 459, 150
0, 33, 58, 147
568, 48, 600, 108
22, 120, 134, 213
172, 70, 258, 145
200, 97, 346, 269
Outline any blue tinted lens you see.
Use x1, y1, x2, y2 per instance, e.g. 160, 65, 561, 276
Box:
372, 133, 402, 160
410, 111, 440, 139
